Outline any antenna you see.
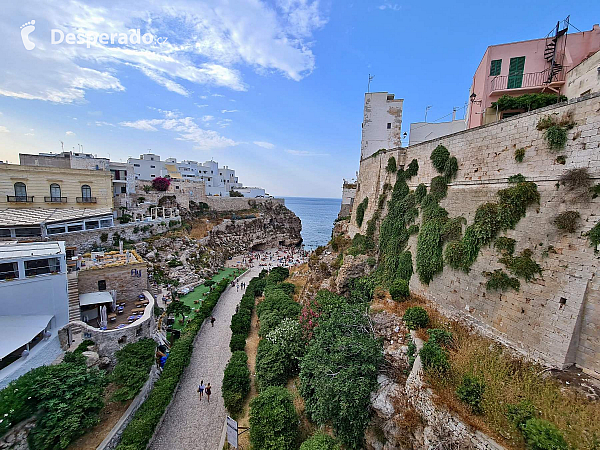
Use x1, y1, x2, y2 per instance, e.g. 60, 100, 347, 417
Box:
425, 105, 432, 122
60, 141, 64, 151
367, 74, 374, 93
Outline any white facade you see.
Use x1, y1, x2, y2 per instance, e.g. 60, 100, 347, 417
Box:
564, 50, 600, 99
234, 187, 266, 197
0, 241, 68, 388
409, 119, 467, 146
361, 92, 404, 159
128, 154, 167, 180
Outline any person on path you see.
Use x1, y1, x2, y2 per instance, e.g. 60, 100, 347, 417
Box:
198, 380, 205, 400
205, 383, 212, 403
210, 316, 216, 327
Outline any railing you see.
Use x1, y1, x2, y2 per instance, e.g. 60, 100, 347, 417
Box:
44, 196, 68, 203
76, 196, 97, 203
6, 195, 34, 202
491, 67, 568, 92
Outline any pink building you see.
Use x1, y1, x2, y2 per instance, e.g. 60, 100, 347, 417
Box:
467, 20, 600, 128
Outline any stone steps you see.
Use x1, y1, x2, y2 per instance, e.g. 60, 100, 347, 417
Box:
67, 272, 80, 323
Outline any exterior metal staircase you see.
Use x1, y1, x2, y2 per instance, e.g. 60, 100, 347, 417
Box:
544, 17, 569, 83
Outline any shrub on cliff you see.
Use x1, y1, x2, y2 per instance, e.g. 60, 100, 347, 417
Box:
222, 351, 251, 417
386, 156, 397, 173
402, 307, 429, 330
250, 386, 298, 450
521, 419, 568, 450
301, 433, 341, 450
111, 338, 156, 402
389, 279, 409, 300
419, 341, 450, 373
151, 176, 171, 191
456, 374, 486, 414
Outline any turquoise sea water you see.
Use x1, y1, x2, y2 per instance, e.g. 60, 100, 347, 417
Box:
284, 197, 342, 251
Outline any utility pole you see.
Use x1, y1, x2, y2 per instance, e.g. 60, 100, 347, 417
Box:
367, 74, 374, 93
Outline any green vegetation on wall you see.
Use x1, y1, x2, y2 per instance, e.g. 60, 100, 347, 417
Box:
491, 93, 566, 112
355, 197, 368, 227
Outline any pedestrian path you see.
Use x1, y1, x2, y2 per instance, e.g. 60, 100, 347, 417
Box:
149, 267, 259, 450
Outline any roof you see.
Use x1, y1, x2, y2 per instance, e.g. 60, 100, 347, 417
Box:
79, 291, 114, 306
0, 241, 64, 260
0, 208, 113, 227
0, 315, 54, 360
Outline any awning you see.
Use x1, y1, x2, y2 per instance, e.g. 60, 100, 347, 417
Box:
0, 315, 53, 360
79, 291, 114, 306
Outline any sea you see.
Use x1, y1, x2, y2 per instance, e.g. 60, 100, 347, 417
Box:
284, 197, 342, 251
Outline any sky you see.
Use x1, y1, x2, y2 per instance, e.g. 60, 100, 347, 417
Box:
0, 1, 597, 198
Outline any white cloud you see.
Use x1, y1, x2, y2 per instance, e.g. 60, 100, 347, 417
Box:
286, 149, 328, 156
0, 126, 9, 133
254, 141, 275, 149
0, 0, 327, 103
195, 103, 209, 108
378, 3, 401, 11
201, 115, 214, 122
66, 131, 75, 135
120, 115, 236, 150
95, 121, 115, 127
221, 109, 238, 113
212, 94, 225, 97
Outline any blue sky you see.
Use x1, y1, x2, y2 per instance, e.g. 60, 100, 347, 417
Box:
0, 1, 597, 198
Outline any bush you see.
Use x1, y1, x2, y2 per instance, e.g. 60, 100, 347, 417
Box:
521, 418, 568, 450
405, 158, 419, 178
301, 432, 341, 450
484, 269, 520, 292
229, 189, 244, 197
229, 333, 247, 352
515, 147, 526, 162
560, 167, 590, 191
249, 386, 298, 450
222, 351, 251, 416
494, 236, 516, 255
386, 156, 397, 173
506, 400, 535, 429
508, 173, 527, 184
431, 145, 450, 173
430, 176, 448, 201
255, 338, 289, 390
554, 211, 580, 233
545, 125, 568, 150
100, 232, 108, 242
587, 220, 600, 252
111, 339, 156, 402
402, 307, 429, 330
427, 328, 453, 346
389, 279, 409, 300
492, 93, 566, 112
499, 249, 542, 282
444, 156, 458, 180
355, 197, 369, 227
419, 341, 450, 373
456, 374, 485, 414
152, 176, 171, 191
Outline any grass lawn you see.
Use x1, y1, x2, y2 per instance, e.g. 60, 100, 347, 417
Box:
173, 267, 244, 330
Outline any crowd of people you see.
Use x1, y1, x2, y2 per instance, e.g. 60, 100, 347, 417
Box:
228, 245, 309, 270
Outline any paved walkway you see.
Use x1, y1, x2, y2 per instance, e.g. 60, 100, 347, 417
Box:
150, 267, 259, 450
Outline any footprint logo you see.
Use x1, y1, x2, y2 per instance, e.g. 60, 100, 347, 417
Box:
20, 20, 36, 50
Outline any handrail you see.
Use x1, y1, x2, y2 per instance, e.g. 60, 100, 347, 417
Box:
44, 196, 68, 203
491, 67, 568, 91
6, 195, 34, 202
76, 196, 97, 203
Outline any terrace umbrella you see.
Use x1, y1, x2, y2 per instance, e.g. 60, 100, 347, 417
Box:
100, 305, 108, 329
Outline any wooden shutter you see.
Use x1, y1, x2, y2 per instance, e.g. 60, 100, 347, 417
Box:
507, 57, 525, 89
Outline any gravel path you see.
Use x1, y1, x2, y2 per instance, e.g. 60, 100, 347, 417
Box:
150, 267, 259, 450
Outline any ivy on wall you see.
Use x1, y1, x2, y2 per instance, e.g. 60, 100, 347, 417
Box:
355, 197, 368, 227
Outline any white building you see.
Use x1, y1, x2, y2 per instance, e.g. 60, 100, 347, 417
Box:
409, 119, 466, 146
361, 92, 404, 159
0, 241, 68, 388
130, 154, 264, 197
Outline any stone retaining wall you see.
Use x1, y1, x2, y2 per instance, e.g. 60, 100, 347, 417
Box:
204, 197, 284, 212
349, 94, 600, 374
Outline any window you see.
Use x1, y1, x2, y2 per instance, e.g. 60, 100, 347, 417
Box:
50, 183, 61, 200
14, 182, 27, 199
81, 185, 92, 199
507, 56, 525, 89
151, 165, 156, 168
15, 227, 41, 237
25, 257, 60, 276
85, 220, 99, 230
120, 186, 126, 194
0, 262, 18, 280
100, 219, 113, 228
98, 280, 106, 291
150, 157, 154, 161
387, 123, 391, 129
134, 164, 140, 167
67, 224, 84, 232
151, 174, 156, 178
489, 59, 502, 76
0, 229, 10, 237
47, 226, 66, 235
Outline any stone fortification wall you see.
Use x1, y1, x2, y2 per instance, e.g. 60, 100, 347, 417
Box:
204, 196, 285, 212
77, 262, 148, 303
350, 94, 600, 374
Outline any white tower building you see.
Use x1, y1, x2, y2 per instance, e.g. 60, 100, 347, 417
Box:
360, 92, 403, 159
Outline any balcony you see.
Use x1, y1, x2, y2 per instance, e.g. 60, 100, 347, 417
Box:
490, 67, 568, 94
76, 197, 97, 203
6, 195, 34, 203
44, 196, 68, 203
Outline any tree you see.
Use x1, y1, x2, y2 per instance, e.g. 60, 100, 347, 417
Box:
229, 190, 244, 197
166, 300, 191, 324
249, 386, 298, 450
152, 176, 171, 191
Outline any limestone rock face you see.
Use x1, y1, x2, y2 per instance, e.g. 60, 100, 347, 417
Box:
335, 254, 371, 294
82, 350, 100, 367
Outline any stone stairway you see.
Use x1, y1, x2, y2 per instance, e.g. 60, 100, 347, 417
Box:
67, 272, 81, 323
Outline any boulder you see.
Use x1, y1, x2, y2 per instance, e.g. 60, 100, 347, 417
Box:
82, 351, 100, 367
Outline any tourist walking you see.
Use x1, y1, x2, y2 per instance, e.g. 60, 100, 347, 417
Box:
210, 316, 216, 327
205, 383, 212, 403
198, 380, 205, 400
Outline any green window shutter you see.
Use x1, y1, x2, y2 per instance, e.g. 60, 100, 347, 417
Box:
490, 59, 502, 76
507, 56, 525, 89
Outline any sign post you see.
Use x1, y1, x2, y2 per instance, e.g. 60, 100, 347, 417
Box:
226, 416, 249, 449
